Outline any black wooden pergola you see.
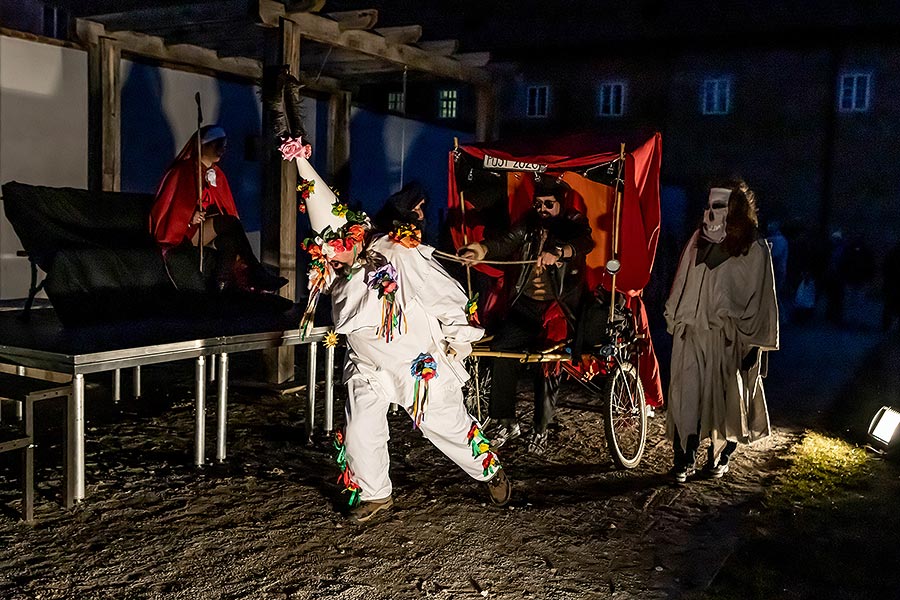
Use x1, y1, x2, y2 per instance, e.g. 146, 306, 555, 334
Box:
45, 0, 494, 381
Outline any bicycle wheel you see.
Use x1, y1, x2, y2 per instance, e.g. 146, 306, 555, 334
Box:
602, 361, 646, 469
463, 356, 492, 423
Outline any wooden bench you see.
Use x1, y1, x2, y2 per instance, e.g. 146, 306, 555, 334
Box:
0, 371, 71, 521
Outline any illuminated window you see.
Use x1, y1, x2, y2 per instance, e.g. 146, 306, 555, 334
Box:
839, 73, 871, 112
527, 86, 549, 117
598, 82, 626, 117
388, 92, 405, 113
701, 78, 731, 115
439, 89, 458, 119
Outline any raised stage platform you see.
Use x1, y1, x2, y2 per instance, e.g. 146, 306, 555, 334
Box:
0, 305, 335, 509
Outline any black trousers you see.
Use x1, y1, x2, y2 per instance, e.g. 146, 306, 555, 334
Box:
210, 215, 265, 285
489, 296, 561, 433
673, 428, 737, 468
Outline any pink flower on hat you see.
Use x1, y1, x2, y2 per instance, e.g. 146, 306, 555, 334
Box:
279, 137, 312, 161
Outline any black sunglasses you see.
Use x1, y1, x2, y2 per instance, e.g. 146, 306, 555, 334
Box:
533, 199, 558, 209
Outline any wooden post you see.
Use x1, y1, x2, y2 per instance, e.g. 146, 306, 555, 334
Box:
327, 90, 351, 189
87, 35, 121, 192
475, 84, 496, 143
261, 18, 300, 383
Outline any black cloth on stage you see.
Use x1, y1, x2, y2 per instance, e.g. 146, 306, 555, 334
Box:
1, 182, 291, 325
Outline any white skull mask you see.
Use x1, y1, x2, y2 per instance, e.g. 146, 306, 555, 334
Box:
702, 187, 730, 243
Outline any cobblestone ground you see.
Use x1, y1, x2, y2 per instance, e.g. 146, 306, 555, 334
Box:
0, 321, 898, 599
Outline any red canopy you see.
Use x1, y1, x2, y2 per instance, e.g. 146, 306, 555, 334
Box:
447, 131, 664, 407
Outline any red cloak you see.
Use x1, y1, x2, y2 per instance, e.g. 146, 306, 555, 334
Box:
149, 133, 239, 248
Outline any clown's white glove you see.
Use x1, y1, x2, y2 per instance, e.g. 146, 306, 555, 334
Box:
443, 340, 472, 362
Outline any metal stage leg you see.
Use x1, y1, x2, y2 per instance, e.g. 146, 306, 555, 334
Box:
67, 373, 85, 504
324, 344, 335, 433
216, 353, 228, 462
195, 356, 206, 466
15, 366, 24, 420
133, 366, 141, 399
112, 369, 121, 403
306, 343, 317, 442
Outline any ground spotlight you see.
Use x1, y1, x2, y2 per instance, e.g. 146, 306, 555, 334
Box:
867, 406, 900, 453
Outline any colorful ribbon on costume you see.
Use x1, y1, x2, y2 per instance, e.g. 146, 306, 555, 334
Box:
464, 293, 480, 326
366, 263, 404, 343
410, 353, 438, 428
467, 422, 500, 477
333, 430, 361, 506
389, 223, 422, 248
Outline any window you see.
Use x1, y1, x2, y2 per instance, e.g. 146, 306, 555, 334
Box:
839, 73, 871, 112
439, 89, 458, 119
526, 86, 549, 117
597, 82, 625, 117
388, 92, 405, 113
701, 78, 731, 115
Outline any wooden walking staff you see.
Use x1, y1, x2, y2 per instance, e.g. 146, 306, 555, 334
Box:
608, 143, 626, 323
194, 92, 205, 273
454, 137, 482, 422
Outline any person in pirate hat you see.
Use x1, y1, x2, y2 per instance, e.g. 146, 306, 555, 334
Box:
292, 155, 512, 522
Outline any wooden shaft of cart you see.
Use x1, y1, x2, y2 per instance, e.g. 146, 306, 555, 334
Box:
608, 143, 626, 323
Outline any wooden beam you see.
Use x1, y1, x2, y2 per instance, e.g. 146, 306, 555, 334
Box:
418, 39, 459, 56
328, 90, 352, 195
476, 85, 496, 143
261, 18, 301, 384
257, 1, 490, 85
87, 3, 253, 32
76, 19, 262, 80
455, 52, 491, 67
375, 25, 423, 45
87, 35, 121, 192
324, 10, 379, 31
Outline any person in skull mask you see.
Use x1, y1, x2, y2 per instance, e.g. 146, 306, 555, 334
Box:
458, 174, 595, 454
665, 180, 779, 482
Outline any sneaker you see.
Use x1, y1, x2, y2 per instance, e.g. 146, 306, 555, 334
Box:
670, 465, 696, 484
491, 422, 521, 448
706, 462, 730, 479
485, 469, 512, 507
526, 430, 550, 456
348, 496, 393, 523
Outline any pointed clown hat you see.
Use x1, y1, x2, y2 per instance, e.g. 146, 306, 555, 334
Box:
294, 156, 368, 258
293, 155, 369, 337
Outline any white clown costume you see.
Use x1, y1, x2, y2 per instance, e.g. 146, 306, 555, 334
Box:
292, 155, 503, 508
334, 237, 497, 502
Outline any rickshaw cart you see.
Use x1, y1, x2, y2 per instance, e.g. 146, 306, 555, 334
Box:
447, 131, 664, 469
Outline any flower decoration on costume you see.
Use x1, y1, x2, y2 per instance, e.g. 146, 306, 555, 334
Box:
464, 293, 480, 326
366, 263, 404, 342
323, 330, 340, 348
409, 353, 438, 429
467, 422, 500, 478
389, 223, 422, 248
296, 177, 315, 213
333, 431, 361, 506
279, 137, 312, 161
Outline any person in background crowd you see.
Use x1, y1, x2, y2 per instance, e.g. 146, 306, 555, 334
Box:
665, 179, 779, 483
766, 220, 789, 323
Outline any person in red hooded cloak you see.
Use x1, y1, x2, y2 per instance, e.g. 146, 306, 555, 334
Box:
149, 125, 286, 293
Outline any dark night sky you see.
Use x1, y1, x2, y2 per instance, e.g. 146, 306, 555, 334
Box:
324, 0, 900, 56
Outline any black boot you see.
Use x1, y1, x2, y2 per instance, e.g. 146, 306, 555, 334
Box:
262, 64, 290, 139
284, 73, 309, 142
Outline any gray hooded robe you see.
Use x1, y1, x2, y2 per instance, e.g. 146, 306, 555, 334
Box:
665, 231, 780, 453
